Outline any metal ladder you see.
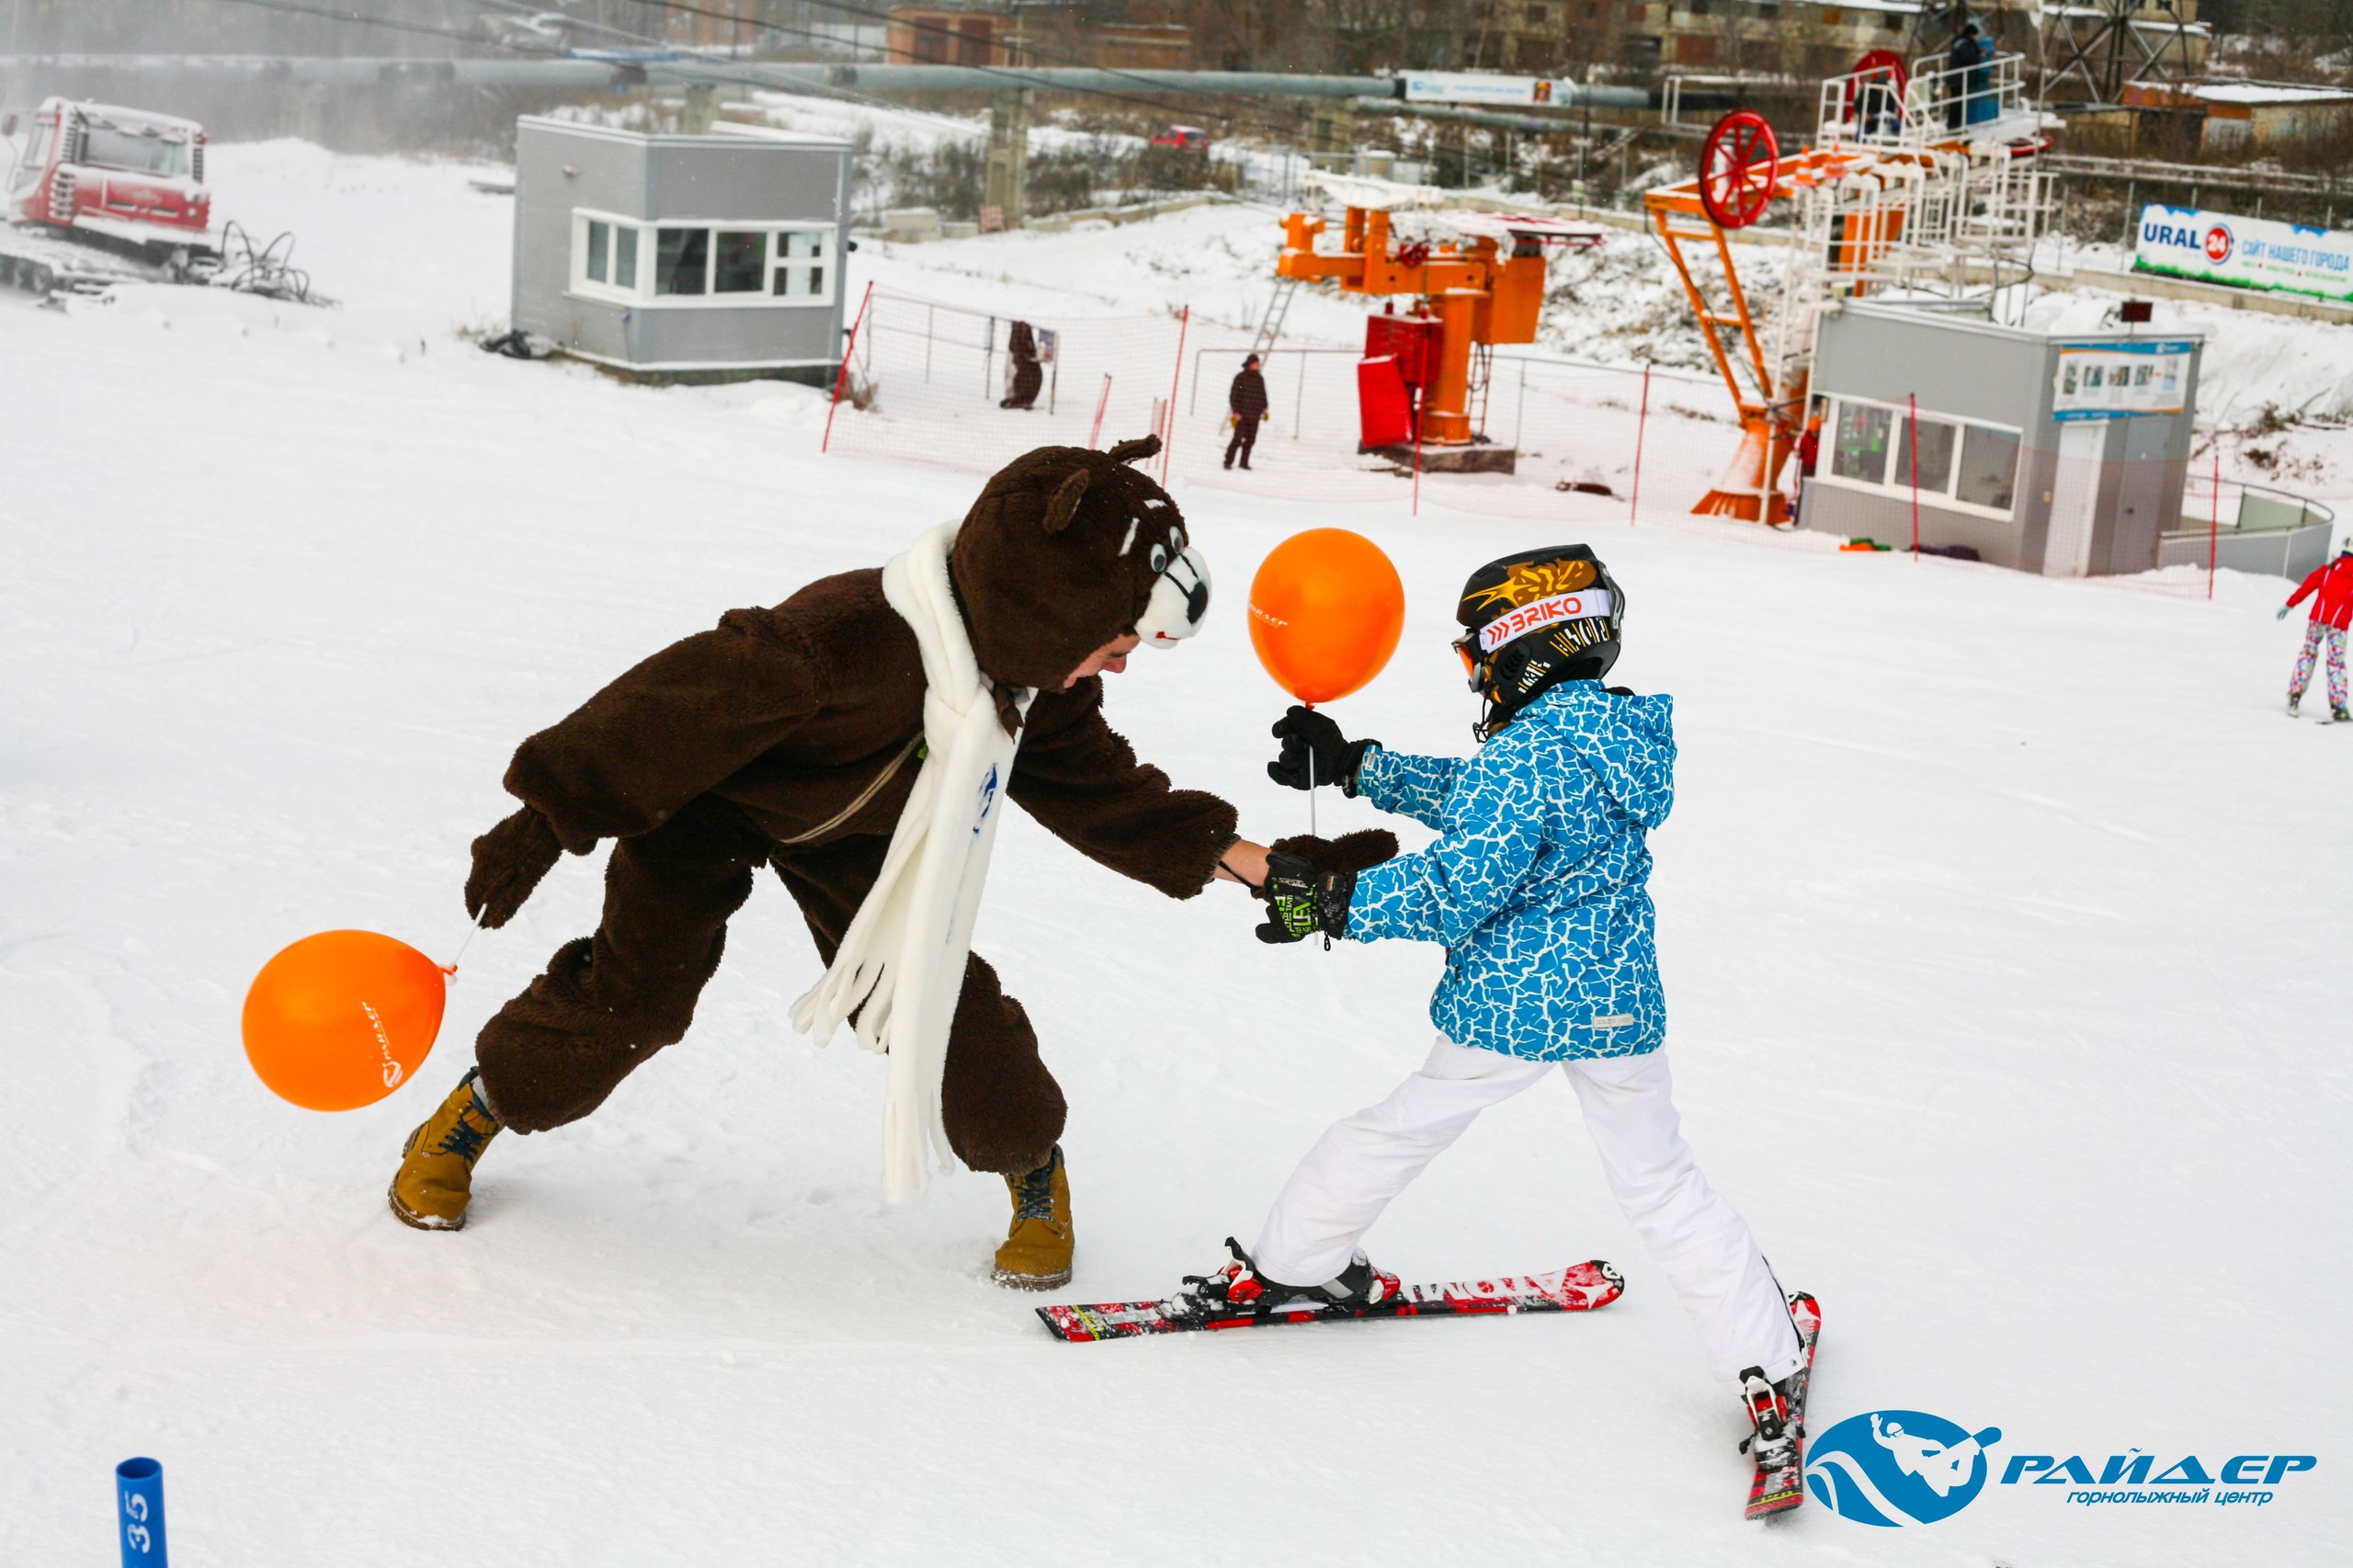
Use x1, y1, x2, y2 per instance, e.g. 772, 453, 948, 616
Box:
1252, 276, 1301, 356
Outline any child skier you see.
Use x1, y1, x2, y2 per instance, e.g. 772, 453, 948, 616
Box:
1170, 544, 1812, 1465
2279, 538, 2353, 722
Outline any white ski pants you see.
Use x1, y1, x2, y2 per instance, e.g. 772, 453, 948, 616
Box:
1251, 1036, 1807, 1391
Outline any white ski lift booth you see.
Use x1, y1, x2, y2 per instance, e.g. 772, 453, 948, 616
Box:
510, 116, 851, 381
1801, 302, 2205, 577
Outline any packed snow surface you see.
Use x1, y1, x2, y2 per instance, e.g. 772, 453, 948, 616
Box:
3, 144, 2349, 1567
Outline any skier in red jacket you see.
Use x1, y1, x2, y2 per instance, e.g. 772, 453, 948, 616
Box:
2279, 540, 2353, 721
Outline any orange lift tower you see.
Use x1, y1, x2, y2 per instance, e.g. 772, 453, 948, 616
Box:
1276, 202, 1600, 472
1645, 49, 2050, 521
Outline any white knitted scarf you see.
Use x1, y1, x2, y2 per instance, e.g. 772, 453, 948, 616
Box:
789, 522, 1031, 1202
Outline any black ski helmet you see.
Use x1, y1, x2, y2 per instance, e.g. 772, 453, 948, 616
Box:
1453, 544, 1625, 737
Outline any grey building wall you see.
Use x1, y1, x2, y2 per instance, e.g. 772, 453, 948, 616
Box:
1801, 483, 2034, 568
1805, 303, 2202, 577
2104, 415, 2189, 576
511, 118, 851, 377
2158, 520, 2334, 579
513, 119, 640, 366
1813, 306, 2052, 429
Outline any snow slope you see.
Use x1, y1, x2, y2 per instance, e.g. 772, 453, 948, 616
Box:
2, 146, 2349, 1567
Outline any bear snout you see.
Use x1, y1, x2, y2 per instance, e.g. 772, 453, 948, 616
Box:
1137, 547, 1211, 648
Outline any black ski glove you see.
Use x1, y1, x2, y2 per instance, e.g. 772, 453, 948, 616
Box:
1267, 705, 1377, 796
1257, 852, 1351, 944
464, 805, 565, 929
1254, 830, 1399, 946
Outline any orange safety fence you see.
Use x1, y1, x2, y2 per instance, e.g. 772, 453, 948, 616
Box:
821, 293, 2327, 598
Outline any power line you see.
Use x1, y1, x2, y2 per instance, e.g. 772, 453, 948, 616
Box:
196, 0, 992, 133
556, 0, 1318, 142
184, 0, 1451, 223
195, 0, 513, 49
469, 0, 995, 135
439, 0, 1336, 178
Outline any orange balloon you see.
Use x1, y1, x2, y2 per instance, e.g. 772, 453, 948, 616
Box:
1246, 528, 1406, 705
242, 930, 448, 1111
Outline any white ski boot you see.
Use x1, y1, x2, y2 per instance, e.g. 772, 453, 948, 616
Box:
1162, 1237, 1401, 1324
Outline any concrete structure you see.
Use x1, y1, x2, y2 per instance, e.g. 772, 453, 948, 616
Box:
510, 117, 850, 381
884, 5, 1191, 70
1800, 301, 2203, 577
2123, 80, 2353, 153
1629, 0, 1922, 73
2156, 487, 2336, 581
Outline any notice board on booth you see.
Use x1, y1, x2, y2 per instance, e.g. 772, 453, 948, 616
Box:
2051, 339, 2196, 422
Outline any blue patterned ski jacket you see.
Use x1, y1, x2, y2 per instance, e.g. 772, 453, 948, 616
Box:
1345, 682, 1674, 1062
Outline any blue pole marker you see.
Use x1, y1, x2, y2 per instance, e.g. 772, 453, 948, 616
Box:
117, 1457, 167, 1567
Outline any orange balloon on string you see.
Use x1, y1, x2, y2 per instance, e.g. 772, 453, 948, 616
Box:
1246, 528, 1405, 705
241, 930, 449, 1111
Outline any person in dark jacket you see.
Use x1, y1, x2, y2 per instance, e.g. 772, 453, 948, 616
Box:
1000, 320, 1043, 409
1945, 23, 1989, 130
388, 437, 1271, 1292
1225, 354, 1270, 470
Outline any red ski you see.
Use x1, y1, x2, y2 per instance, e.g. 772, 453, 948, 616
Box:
1036, 1260, 1623, 1342
1745, 1292, 1823, 1519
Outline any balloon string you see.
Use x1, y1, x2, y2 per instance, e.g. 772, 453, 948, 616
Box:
444, 912, 486, 978
1307, 742, 1318, 838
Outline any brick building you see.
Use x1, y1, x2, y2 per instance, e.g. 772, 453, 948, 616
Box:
885, 4, 1192, 69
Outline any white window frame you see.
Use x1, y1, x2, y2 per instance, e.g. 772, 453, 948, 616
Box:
1813, 393, 2024, 523
567, 210, 838, 310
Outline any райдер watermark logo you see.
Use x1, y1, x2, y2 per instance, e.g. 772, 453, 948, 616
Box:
1808, 1410, 2001, 1526
1805, 1407, 2318, 1527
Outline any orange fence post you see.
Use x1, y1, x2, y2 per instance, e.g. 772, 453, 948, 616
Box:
1161, 305, 1189, 484
2209, 451, 2222, 601
1088, 373, 1113, 449
1628, 364, 1651, 526
1411, 389, 1424, 517
821, 280, 874, 456
1908, 392, 1921, 557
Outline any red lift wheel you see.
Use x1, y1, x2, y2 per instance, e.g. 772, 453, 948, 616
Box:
1844, 49, 1910, 122
1699, 111, 1778, 231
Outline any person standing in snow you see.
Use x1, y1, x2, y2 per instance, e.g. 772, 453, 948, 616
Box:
1945, 23, 1989, 130
1790, 415, 1821, 526
2279, 539, 2353, 721
1166, 544, 1811, 1462
1000, 320, 1044, 411
1224, 354, 1269, 471
390, 437, 1273, 1291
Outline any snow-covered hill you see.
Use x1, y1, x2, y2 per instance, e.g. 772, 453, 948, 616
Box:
2, 145, 2347, 1567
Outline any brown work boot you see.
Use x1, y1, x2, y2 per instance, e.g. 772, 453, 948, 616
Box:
992, 1144, 1074, 1290
388, 1068, 503, 1232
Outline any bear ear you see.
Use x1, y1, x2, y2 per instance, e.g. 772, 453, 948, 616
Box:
1042, 468, 1091, 534
1106, 434, 1161, 465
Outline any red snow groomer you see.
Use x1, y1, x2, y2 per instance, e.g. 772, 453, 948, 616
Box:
3, 97, 310, 301
5, 97, 212, 256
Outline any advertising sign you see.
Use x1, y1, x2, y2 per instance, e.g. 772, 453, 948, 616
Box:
2133, 204, 2353, 304
1399, 72, 1565, 107
2051, 338, 2196, 421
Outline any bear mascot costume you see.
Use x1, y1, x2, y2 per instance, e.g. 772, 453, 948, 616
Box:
390, 436, 1250, 1290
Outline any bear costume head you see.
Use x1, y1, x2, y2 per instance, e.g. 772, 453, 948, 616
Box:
950, 435, 1211, 690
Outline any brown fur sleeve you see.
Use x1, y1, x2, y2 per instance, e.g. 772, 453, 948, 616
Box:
503, 608, 827, 851
1009, 677, 1239, 900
